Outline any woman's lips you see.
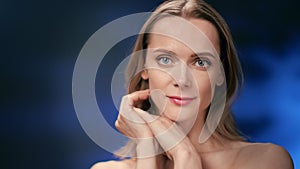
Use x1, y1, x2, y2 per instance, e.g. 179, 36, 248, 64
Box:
167, 96, 195, 106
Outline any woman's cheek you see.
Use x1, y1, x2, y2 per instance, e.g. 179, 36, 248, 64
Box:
197, 78, 213, 110
148, 70, 173, 89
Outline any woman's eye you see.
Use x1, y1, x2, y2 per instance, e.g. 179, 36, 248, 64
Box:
194, 58, 211, 68
157, 56, 173, 65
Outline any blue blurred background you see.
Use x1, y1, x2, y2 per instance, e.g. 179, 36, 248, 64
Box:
1, 0, 299, 168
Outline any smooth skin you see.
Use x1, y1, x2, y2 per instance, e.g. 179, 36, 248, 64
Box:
92, 19, 294, 169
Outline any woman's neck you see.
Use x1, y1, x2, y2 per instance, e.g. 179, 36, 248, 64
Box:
183, 110, 229, 154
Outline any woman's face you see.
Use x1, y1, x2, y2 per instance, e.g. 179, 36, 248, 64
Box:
142, 18, 221, 122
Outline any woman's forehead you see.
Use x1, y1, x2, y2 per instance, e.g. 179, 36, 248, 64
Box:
148, 15, 220, 57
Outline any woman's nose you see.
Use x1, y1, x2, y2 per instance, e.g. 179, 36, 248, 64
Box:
173, 63, 192, 88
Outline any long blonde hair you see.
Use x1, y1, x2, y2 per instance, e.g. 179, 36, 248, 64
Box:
116, 0, 245, 157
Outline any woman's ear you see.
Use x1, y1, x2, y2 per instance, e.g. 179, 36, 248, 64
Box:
141, 69, 149, 80
216, 71, 224, 86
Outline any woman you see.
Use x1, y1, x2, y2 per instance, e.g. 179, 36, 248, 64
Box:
92, 0, 294, 168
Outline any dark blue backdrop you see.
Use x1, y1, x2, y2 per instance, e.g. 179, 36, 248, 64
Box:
1, 0, 299, 168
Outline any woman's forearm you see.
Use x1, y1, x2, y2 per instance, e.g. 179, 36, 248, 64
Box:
135, 139, 159, 169
135, 157, 157, 169
172, 149, 203, 169
135, 154, 157, 169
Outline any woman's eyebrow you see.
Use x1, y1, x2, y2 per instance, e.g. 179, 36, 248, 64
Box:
192, 52, 216, 59
152, 48, 177, 56
152, 48, 216, 60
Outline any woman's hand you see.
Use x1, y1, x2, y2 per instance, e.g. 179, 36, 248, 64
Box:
115, 89, 202, 168
137, 111, 203, 169
115, 89, 153, 139
115, 90, 161, 169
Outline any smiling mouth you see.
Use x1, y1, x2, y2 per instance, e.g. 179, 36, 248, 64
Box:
167, 96, 195, 106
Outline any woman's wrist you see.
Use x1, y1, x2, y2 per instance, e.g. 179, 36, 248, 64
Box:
135, 137, 161, 158
166, 137, 197, 158
172, 147, 202, 169
171, 146, 198, 159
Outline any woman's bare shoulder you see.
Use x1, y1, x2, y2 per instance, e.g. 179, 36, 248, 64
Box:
91, 159, 135, 169
237, 142, 294, 169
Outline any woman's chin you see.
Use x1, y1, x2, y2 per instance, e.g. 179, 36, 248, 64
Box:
163, 102, 198, 121
162, 110, 197, 123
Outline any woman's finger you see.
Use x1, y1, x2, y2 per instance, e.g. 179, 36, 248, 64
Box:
116, 90, 155, 139
127, 89, 150, 106
119, 96, 145, 124
138, 111, 187, 151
